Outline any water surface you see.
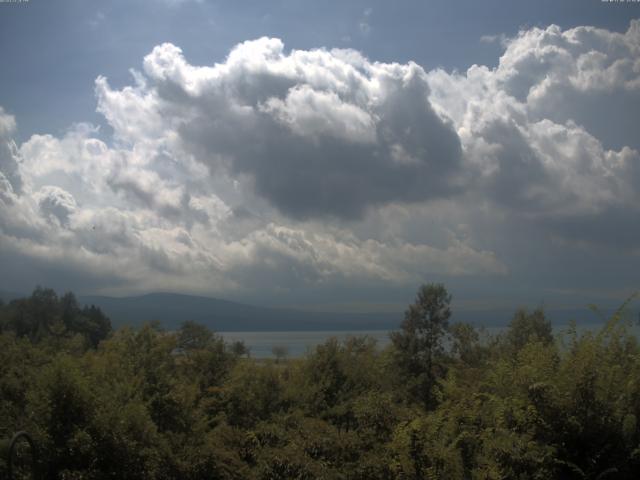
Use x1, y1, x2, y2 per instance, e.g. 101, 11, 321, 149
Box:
221, 330, 391, 358
220, 322, 640, 358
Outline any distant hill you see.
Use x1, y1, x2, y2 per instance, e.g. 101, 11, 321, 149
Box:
78, 292, 401, 332
79, 293, 619, 332
4, 289, 629, 332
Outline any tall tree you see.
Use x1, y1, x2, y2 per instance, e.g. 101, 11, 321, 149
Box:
391, 283, 452, 409
506, 307, 552, 351
178, 320, 214, 351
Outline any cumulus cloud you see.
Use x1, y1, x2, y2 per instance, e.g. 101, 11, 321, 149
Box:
1, 22, 639, 303
427, 20, 640, 250
0, 107, 23, 195
98, 38, 464, 220
35, 186, 77, 227
0, 113, 495, 298
480, 33, 508, 46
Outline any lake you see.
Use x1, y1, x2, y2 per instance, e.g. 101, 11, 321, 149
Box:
220, 330, 392, 358
220, 322, 640, 358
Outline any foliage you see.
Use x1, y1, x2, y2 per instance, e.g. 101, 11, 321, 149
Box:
1, 285, 639, 479
504, 307, 554, 352
390, 283, 452, 409
0, 287, 111, 348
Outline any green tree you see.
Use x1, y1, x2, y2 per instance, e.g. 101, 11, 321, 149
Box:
178, 320, 214, 351
3, 286, 640, 479
391, 283, 452, 409
2, 289, 111, 348
77, 304, 112, 347
506, 307, 553, 351
272, 345, 289, 363
449, 322, 483, 366
230, 340, 250, 358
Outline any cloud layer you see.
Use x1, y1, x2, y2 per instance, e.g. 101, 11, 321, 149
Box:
1, 20, 639, 305
97, 38, 464, 220
427, 21, 640, 247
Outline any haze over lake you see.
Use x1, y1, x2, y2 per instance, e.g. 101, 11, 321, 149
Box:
220, 322, 640, 358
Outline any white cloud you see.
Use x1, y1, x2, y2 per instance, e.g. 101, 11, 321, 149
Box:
0, 103, 499, 297
260, 85, 377, 144
0, 107, 22, 195
2, 22, 639, 302
427, 20, 640, 233
35, 186, 78, 227
97, 37, 464, 220
480, 33, 508, 46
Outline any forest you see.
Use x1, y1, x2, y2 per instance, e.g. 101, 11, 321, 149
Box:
1, 285, 639, 479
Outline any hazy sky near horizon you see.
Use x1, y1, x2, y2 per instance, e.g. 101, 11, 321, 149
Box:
1, 0, 639, 312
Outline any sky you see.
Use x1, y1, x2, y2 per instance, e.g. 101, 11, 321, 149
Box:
0, 0, 639, 315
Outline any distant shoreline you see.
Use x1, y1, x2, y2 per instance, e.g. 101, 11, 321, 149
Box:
217, 322, 640, 358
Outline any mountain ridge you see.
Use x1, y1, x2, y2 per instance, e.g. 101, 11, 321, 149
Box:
3, 290, 625, 332
78, 292, 401, 332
